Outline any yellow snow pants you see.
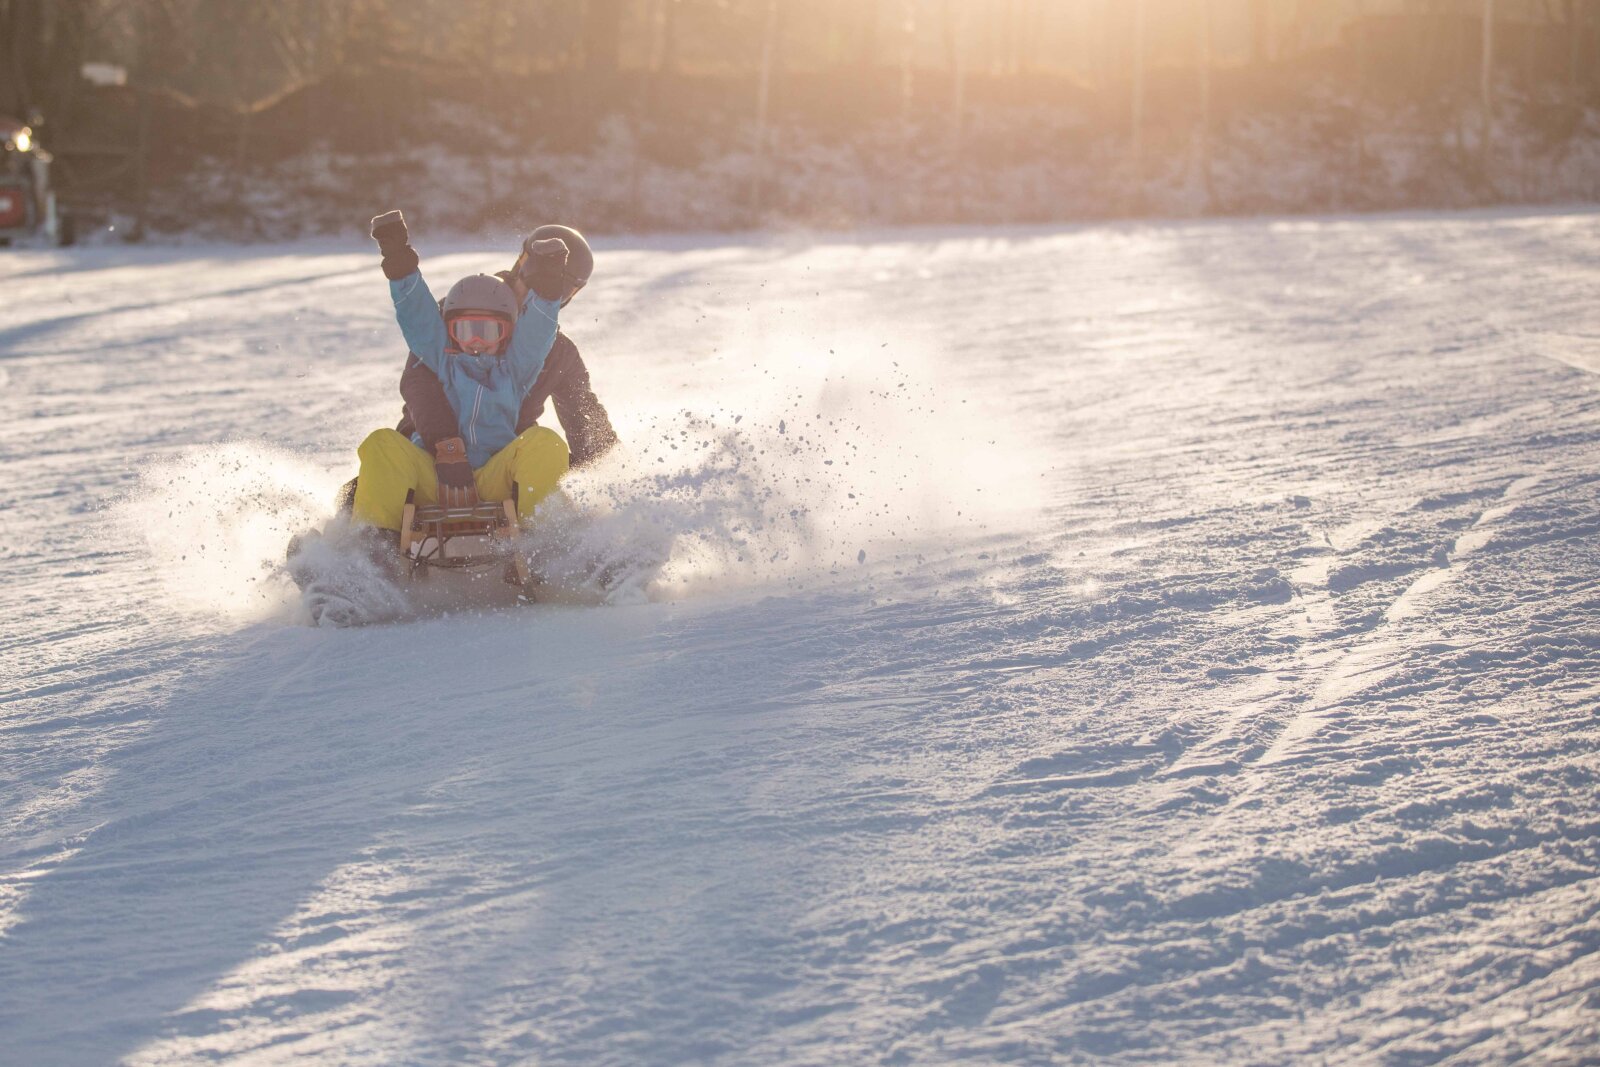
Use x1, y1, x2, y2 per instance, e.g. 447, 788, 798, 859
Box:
351, 427, 570, 531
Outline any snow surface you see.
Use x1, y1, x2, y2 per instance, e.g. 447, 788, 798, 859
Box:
3, 211, 1600, 1064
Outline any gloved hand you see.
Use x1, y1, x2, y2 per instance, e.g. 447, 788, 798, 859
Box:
370, 210, 419, 280
433, 436, 478, 510
517, 235, 571, 302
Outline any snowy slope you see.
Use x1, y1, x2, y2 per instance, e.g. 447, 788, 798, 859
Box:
2, 211, 1600, 1065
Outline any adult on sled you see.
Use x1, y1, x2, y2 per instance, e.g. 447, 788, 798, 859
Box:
353, 210, 577, 531
289, 211, 588, 627
384, 223, 619, 518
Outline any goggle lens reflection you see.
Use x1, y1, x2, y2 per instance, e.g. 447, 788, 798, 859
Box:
449, 315, 509, 348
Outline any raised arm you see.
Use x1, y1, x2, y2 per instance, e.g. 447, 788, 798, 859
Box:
371, 210, 447, 372
506, 291, 560, 396
504, 235, 572, 395
390, 273, 448, 372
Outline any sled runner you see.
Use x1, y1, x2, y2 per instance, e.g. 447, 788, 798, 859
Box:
288, 479, 668, 627
398, 487, 532, 587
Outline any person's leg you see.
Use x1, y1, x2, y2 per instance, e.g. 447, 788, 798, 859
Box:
351, 429, 440, 530
474, 426, 570, 519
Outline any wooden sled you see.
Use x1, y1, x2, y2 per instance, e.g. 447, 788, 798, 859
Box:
397, 486, 531, 588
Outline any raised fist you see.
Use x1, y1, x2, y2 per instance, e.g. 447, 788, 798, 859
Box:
370, 210, 417, 280
518, 236, 571, 302
369, 210, 409, 254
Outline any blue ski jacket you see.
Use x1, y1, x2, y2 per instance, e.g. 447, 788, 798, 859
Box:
389, 270, 561, 469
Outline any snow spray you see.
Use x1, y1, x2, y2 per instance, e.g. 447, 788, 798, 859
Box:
562, 324, 1044, 598
108, 331, 1042, 619
114, 442, 344, 621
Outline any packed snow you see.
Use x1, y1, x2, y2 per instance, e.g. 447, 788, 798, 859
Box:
2, 210, 1599, 1064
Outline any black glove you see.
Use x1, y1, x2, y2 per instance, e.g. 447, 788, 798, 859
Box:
370, 210, 418, 280
433, 436, 478, 510
517, 236, 571, 302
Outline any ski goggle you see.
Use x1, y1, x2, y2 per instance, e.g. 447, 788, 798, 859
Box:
448, 314, 511, 352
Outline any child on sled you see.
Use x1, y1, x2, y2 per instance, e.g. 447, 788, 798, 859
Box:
287, 212, 593, 626
354, 210, 587, 534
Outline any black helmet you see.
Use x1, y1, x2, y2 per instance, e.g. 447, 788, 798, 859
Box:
529, 224, 593, 303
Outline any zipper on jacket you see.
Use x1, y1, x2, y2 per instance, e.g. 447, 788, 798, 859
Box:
469, 384, 485, 457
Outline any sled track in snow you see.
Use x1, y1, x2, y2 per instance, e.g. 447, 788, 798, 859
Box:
2, 213, 1600, 1064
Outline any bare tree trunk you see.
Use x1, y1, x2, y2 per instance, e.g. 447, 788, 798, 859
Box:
1353, 0, 1369, 175
0, 2, 17, 115
3, 0, 43, 115
1198, 0, 1216, 211
752, 0, 780, 214
231, 104, 252, 223
856, 1, 879, 76
46, 0, 91, 123
1003, 0, 1018, 75
130, 0, 181, 241
1131, 0, 1146, 199
1250, 0, 1271, 66
944, 0, 967, 216
900, 0, 916, 129
133, 85, 150, 241
899, 0, 917, 220
481, 0, 499, 217
1593, 0, 1600, 91
1566, 0, 1580, 93
1590, 0, 1599, 92
1286, 0, 1308, 62
1030, 0, 1045, 73
584, 0, 624, 74
481, 0, 499, 77
1096, 0, 1113, 95
1481, 0, 1495, 166
632, 0, 679, 230
651, 0, 679, 75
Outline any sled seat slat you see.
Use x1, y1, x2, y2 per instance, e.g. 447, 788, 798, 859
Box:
399, 496, 529, 586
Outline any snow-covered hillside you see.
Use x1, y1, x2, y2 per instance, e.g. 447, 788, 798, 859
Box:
2, 211, 1599, 1064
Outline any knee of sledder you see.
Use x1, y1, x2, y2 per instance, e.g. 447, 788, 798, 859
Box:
518, 427, 570, 471
357, 427, 404, 462
518, 425, 564, 447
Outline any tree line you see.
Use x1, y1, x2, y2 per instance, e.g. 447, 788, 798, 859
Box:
3, 0, 1596, 235
4, 1, 1595, 127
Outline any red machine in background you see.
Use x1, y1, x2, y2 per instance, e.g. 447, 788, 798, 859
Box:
0, 116, 74, 247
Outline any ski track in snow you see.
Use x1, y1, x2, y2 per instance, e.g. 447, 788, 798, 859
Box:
2, 211, 1600, 1065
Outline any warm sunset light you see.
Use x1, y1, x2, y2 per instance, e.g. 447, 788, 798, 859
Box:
3, 2, 1597, 1064
4, 1, 1595, 237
